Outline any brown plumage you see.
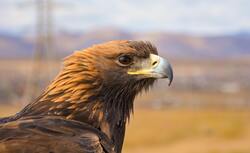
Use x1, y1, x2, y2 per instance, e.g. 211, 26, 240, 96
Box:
0, 40, 173, 153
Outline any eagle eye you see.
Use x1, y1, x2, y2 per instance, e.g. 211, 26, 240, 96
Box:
118, 54, 133, 66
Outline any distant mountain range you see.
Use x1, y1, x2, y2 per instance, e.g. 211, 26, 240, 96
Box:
0, 29, 250, 59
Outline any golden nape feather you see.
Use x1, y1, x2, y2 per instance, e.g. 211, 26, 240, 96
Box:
0, 40, 173, 153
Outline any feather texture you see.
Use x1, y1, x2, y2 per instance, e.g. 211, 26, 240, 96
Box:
0, 40, 158, 153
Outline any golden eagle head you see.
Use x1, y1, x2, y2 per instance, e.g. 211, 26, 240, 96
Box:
65, 40, 173, 89
20, 40, 173, 124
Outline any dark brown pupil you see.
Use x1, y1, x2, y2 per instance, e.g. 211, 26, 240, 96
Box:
119, 55, 132, 65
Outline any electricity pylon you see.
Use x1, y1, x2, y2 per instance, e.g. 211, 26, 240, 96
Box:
22, 0, 55, 104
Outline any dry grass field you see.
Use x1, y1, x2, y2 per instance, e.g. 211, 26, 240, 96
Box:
123, 109, 250, 153
1, 105, 250, 153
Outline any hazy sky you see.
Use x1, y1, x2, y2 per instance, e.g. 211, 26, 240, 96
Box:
0, 0, 250, 35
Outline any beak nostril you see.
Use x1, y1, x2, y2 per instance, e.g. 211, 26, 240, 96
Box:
152, 61, 158, 66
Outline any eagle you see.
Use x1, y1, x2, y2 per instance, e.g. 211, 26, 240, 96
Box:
0, 40, 173, 153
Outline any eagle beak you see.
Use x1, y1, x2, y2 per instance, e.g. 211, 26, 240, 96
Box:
128, 54, 173, 86
150, 54, 173, 86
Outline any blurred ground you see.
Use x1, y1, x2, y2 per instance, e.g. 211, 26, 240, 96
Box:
1, 106, 250, 153
0, 59, 250, 153
123, 109, 250, 153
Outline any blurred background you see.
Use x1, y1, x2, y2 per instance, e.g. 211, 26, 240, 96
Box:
0, 0, 250, 153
